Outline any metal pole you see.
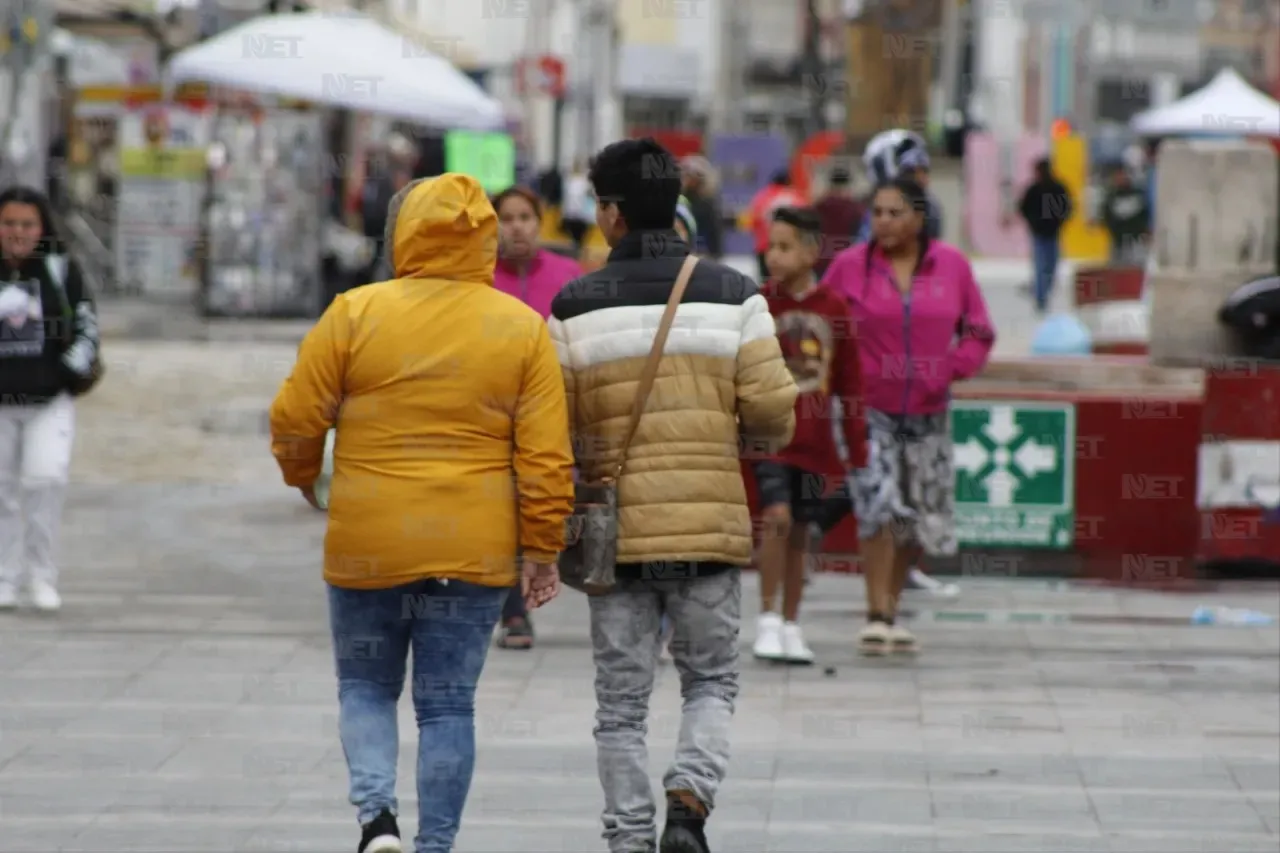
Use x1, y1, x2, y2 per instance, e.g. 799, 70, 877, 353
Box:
938, 0, 962, 117
803, 0, 825, 135
574, 1, 596, 161
0, 0, 52, 190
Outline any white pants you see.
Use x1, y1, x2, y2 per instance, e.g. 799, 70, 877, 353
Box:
0, 394, 75, 588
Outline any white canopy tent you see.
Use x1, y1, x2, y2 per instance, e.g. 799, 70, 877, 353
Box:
165, 11, 504, 130
1130, 68, 1280, 138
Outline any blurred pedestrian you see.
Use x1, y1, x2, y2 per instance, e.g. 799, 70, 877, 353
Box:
673, 194, 698, 246
550, 138, 797, 853
561, 157, 595, 255
490, 185, 582, 649
680, 155, 724, 259
752, 206, 865, 665
823, 177, 995, 656
269, 173, 575, 853
359, 147, 414, 284
0, 186, 101, 612
745, 170, 804, 281
811, 165, 863, 277
1017, 158, 1073, 314
1100, 162, 1150, 265
857, 130, 941, 242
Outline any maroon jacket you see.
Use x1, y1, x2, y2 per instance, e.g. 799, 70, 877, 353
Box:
813, 194, 863, 278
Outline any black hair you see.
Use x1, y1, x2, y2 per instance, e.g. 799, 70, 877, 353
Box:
864, 176, 931, 280
1034, 157, 1052, 175
772, 205, 822, 246
587, 137, 681, 232
0, 185, 63, 258
770, 169, 791, 186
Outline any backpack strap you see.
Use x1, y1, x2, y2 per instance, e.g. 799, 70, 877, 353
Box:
43, 255, 75, 334
45, 254, 69, 291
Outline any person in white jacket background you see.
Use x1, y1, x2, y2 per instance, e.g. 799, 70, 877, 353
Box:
0, 186, 100, 612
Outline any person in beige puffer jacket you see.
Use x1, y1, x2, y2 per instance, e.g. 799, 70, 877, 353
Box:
548, 138, 796, 853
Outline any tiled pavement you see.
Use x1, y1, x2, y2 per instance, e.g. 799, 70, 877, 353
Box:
1, 480, 1278, 851
2, 341, 1276, 851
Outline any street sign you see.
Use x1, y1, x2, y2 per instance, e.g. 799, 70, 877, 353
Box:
951, 400, 1076, 549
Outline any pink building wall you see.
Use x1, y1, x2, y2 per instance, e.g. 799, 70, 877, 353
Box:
964, 133, 1048, 258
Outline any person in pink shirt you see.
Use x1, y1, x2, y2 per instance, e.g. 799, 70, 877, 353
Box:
822, 176, 995, 657
491, 186, 582, 649
492, 186, 583, 320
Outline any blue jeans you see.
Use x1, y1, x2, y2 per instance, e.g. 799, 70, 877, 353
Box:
328, 578, 506, 853
1031, 234, 1060, 312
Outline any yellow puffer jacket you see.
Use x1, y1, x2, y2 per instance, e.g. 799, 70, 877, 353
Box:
269, 174, 575, 590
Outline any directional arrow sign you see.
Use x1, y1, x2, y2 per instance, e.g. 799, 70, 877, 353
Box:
987, 469, 1017, 507
1014, 439, 1057, 478
984, 406, 1020, 446
954, 439, 990, 476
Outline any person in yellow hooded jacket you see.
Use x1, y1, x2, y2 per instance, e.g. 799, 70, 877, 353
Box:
269, 173, 575, 853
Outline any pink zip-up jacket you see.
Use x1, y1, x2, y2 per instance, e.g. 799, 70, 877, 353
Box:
821, 240, 995, 416
493, 249, 583, 319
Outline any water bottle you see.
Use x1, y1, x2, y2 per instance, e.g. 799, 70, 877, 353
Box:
1190, 606, 1275, 626
311, 429, 336, 510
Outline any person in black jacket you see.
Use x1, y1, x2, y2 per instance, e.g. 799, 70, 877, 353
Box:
680, 156, 724, 259
1017, 158, 1073, 314
0, 186, 100, 612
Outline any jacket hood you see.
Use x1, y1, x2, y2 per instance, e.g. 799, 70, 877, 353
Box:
389, 173, 498, 284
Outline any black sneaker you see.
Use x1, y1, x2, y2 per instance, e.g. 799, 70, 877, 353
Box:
660, 791, 710, 853
358, 809, 402, 853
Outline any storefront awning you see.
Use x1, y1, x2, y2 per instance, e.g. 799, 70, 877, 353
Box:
164, 11, 504, 129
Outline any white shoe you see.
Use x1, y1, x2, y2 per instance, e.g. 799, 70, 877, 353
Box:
752, 612, 785, 660
858, 621, 890, 656
908, 568, 960, 598
0, 582, 16, 610
781, 622, 815, 665
887, 623, 919, 654
29, 580, 61, 612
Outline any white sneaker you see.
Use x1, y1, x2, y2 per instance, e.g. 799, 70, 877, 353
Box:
29, 580, 61, 612
908, 568, 960, 598
858, 621, 890, 656
752, 612, 785, 660
781, 622, 815, 665
0, 582, 16, 610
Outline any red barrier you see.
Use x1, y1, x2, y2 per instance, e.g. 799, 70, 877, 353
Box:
744, 380, 1204, 582
1198, 364, 1280, 564
1074, 266, 1149, 357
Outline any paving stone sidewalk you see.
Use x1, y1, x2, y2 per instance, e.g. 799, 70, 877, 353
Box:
1, 341, 1276, 851
1, 483, 1277, 852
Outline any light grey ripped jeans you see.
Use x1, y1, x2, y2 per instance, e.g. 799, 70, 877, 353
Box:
589, 569, 741, 853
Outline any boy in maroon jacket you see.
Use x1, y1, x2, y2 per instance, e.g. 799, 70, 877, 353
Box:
752, 206, 866, 664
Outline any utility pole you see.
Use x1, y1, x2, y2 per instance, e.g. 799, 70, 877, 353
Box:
938, 0, 962, 122
573, 0, 616, 161
844, 0, 886, 154
802, 0, 826, 136
0, 0, 53, 189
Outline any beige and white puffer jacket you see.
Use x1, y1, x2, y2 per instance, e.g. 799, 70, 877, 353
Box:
548, 233, 798, 573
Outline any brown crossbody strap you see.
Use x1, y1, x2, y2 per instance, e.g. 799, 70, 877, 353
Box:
612, 254, 699, 480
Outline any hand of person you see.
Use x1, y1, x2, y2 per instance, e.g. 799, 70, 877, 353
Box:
300, 484, 321, 510
761, 502, 792, 536
521, 559, 561, 610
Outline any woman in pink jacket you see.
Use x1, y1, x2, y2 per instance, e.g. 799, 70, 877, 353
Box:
492, 186, 583, 320
491, 186, 582, 649
823, 177, 995, 656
